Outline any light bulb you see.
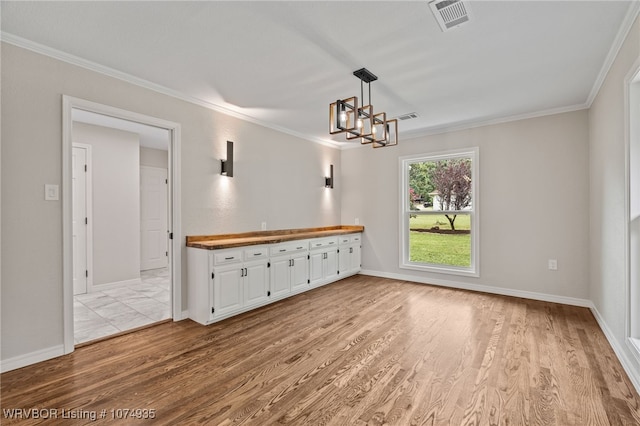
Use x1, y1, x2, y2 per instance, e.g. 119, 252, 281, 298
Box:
357, 119, 363, 128
339, 112, 346, 123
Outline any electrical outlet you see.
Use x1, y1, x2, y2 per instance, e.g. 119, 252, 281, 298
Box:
261, 222, 267, 231
355, 218, 360, 225
548, 259, 558, 270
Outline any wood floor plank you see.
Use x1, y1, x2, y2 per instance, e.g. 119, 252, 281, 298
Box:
2, 275, 640, 425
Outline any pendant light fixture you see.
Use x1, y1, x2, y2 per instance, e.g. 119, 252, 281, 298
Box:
329, 68, 398, 148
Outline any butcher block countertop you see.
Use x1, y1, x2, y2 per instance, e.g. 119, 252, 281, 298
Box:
186, 225, 365, 250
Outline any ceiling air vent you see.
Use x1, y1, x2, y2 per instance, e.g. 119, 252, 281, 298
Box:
429, 0, 471, 32
397, 112, 419, 121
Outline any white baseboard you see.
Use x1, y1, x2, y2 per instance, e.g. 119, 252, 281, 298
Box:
1, 345, 65, 373
359, 269, 592, 307
88, 277, 142, 293
179, 310, 189, 321
589, 304, 640, 395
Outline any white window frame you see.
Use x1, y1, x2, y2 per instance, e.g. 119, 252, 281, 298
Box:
399, 147, 479, 277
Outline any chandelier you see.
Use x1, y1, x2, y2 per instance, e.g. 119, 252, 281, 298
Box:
329, 68, 398, 148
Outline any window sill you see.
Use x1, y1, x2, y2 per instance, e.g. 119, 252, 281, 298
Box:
400, 262, 479, 278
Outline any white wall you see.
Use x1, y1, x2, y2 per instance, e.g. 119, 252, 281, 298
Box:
589, 15, 640, 387
140, 147, 168, 169
73, 122, 141, 287
342, 110, 590, 301
0, 43, 341, 363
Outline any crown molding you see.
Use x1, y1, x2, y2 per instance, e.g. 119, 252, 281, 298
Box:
586, 0, 640, 107
0, 32, 341, 150
399, 102, 588, 142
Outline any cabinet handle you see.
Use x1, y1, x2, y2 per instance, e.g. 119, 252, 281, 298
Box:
225, 256, 235, 260
279, 249, 287, 252
254, 253, 262, 256
350, 247, 353, 253
292, 259, 295, 266
245, 268, 248, 276
296, 246, 303, 249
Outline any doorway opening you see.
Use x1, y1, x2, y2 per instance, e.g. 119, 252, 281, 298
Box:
62, 96, 182, 353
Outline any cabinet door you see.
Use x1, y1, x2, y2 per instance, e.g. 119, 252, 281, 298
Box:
291, 253, 309, 291
214, 266, 243, 317
324, 248, 339, 282
244, 261, 269, 307
309, 251, 324, 287
350, 244, 361, 273
338, 247, 350, 276
270, 256, 291, 298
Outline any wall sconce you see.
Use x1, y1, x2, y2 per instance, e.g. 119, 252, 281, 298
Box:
325, 164, 334, 188
221, 140, 234, 177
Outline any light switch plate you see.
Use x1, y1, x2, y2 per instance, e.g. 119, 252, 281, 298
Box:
45, 184, 59, 201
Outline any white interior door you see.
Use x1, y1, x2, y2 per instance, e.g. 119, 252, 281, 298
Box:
72, 146, 88, 295
140, 166, 168, 271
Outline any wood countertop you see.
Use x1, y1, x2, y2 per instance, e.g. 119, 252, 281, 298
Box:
186, 225, 364, 250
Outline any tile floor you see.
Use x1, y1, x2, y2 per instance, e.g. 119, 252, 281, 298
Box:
74, 267, 171, 344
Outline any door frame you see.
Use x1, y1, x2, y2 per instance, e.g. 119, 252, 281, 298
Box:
62, 96, 182, 355
72, 143, 94, 294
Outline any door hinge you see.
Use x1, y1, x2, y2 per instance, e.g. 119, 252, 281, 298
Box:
169, 232, 173, 240
211, 307, 215, 314
165, 178, 168, 184
267, 291, 271, 296
211, 272, 214, 279
166, 251, 168, 257
307, 254, 310, 260
84, 164, 87, 172
85, 270, 88, 278
85, 217, 88, 225
268, 262, 270, 268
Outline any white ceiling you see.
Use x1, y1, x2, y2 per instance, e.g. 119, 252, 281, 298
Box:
1, 1, 636, 147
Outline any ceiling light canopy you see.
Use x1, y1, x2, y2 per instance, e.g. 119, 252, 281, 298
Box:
329, 68, 398, 148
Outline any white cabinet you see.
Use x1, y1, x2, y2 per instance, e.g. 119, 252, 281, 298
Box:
213, 263, 243, 317
309, 237, 339, 287
338, 234, 362, 277
188, 232, 362, 325
187, 245, 269, 325
270, 241, 309, 298
243, 247, 270, 308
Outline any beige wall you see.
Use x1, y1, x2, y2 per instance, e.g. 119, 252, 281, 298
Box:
0, 43, 341, 362
73, 122, 141, 286
342, 110, 590, 300
140, 147, 168, 169
589, 16, 640, 386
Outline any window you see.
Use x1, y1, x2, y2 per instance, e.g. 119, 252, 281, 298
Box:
400, 148, 479, 277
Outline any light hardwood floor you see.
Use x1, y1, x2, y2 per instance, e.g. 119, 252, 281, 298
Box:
2, 275, 640, 425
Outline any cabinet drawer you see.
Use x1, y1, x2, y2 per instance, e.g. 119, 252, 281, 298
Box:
310, 237, 338, 249
270, 241, 309, 256
213, 250, 243, 265
338, 236, 351, 245
244, 246, 268, 261
350, 234, 361, 243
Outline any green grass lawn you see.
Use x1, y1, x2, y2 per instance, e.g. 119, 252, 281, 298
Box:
409, 213, 471, 267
